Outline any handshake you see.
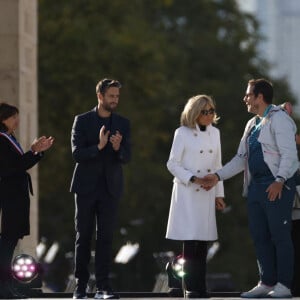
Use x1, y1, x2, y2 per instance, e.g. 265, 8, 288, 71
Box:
193, 174, 220, 191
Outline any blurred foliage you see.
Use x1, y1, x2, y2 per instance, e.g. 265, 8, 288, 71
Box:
38, 0, 298, 292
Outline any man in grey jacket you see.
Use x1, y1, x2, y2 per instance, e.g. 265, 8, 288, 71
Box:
203, 79, 298, 298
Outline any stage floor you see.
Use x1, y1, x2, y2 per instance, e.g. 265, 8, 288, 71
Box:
21, 297, 300, 300
13, 292, 300, 300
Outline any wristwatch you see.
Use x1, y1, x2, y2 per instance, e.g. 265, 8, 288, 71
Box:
190, 176, 196, 183
214, 173, 221, 181
275, 176, 285, 183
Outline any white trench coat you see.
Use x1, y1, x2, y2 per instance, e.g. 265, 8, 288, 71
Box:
166, 124, 224, 241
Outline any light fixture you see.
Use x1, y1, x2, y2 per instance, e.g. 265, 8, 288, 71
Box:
165, 255, 184, 296
170, 255, 185, 279
12, 254, 39, 283
114, 242, 140, 264
165, 242, 224, 296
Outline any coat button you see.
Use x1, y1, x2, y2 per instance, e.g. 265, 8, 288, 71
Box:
207, 169, 211, 172
200, 150, 203, 153
209, 149, 213, 153
196, 189, 200, 192
194, 133, 197, 137
197, 170, 200, 173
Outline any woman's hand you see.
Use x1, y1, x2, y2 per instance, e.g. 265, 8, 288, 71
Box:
215, 197, 226, 210
198, 174, 219, 191
31, 136, 54, 153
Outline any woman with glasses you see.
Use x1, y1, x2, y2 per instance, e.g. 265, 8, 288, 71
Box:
0, 102, 54, 299
166, 95, 225, 298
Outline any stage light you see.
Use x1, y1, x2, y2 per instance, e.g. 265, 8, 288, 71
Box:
12, 254, 39, 283
165, 255, 184, 296
207, 241, 220, 262
165, 242, 223, 296
171, 255, 185, 278
115, 242, 139, 264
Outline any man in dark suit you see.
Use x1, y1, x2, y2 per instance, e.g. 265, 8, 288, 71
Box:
70, 78, 131, 299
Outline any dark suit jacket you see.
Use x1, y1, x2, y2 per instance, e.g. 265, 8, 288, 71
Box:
70, 107, 131, 199
0, 134, 42, 239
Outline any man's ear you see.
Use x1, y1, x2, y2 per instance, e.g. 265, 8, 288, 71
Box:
257, 93, 265, 103
97, 93, 104, 101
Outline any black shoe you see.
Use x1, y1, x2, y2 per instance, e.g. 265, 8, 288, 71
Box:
94, 287, 119, 299
73, 287, 88, 299
185, 290, 209, 298
167, 287, 184, 297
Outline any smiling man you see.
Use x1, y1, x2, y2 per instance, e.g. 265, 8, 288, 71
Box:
70, 78, 131, 299
203, 78, 298, 298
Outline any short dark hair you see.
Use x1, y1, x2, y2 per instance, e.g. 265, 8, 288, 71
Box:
248, 78, 273, 104
0, 102, 19, 132
96, 78, 122, 95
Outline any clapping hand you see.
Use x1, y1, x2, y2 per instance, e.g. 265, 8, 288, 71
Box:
98, 125, 110, 150
110, 130, 122, 151
31, 136, 54, 153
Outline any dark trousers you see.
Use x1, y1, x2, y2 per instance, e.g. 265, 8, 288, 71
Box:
182, 241, 208, 293
0, 235, 18, 283
247, 178, 295, 288
292, 218, 300, 296
74, 179, 119, 289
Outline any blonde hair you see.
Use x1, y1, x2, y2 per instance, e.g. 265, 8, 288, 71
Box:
180, 95, 219, 128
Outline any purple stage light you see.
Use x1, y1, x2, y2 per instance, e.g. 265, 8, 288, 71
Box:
12, 254, 39, 283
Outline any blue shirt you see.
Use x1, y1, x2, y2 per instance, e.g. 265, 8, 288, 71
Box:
248, 105, 274, 184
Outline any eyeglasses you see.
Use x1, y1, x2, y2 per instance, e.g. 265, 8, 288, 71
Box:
97, 79, 122, 94
200, 108, 215, 116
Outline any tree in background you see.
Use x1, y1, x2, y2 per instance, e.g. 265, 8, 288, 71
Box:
38, 0, 298, 292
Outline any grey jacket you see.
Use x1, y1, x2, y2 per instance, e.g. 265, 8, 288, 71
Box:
217, 105, 298, 196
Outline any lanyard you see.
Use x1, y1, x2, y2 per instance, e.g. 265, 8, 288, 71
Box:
254, 105, 273, 131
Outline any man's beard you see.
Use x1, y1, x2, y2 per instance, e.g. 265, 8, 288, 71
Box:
103, 102, 117, 112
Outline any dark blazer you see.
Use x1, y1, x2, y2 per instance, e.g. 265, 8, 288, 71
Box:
70, 107, 131, 199
0, 134, 42, 239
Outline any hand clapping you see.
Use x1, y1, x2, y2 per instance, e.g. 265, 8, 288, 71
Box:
98, 126, 123, 151
110, 130, 122, 151
31, 136, 54, 153
98, 125, 110, 150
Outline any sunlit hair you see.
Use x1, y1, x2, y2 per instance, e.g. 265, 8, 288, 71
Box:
180, 95, 219, 128
96, 78, 122, 95
0, 102, 19, 132
248, 78, 273, 104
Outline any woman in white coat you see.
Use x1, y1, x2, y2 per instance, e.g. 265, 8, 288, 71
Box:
166, 94, 225, 298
